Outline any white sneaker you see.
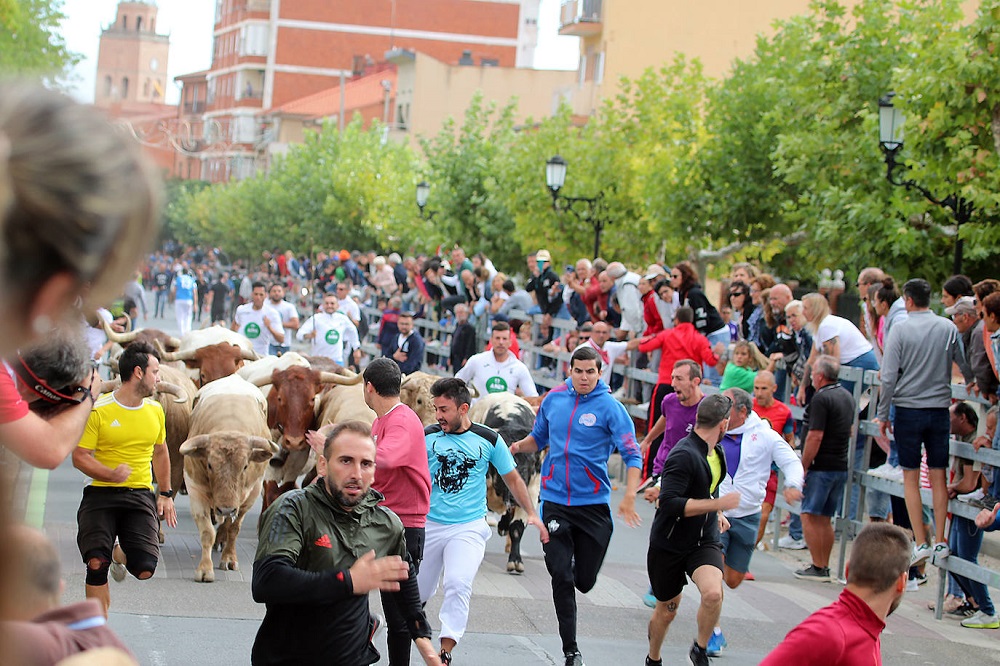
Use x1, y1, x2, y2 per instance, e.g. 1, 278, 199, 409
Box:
932, 542, 951, 560
869, 463, 903, 482
906, 577, 919, 592
911, 542, 932, 566
779, 535, 807, 550
961, 610, 1000, 629
957, 489, 985, 503
110, 543, 127, 583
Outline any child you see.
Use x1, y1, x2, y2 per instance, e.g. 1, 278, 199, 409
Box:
718, 340, 768, 393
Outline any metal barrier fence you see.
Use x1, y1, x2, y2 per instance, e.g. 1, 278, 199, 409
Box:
358, 306, 999, 618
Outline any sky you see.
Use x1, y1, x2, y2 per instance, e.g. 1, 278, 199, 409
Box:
59, 0, 580, 105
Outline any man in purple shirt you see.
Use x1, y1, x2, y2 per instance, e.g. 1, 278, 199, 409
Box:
640, 360, 706, 497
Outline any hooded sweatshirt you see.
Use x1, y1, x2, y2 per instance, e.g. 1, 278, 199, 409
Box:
718, 411, 804, 519
531, 378, 641, 507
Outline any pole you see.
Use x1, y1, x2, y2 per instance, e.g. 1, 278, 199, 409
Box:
339, 71, 346, 135
593, 220, 602, 260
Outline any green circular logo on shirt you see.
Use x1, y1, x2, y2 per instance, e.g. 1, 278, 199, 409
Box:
244, 322, 261, 339
486, 376, 508, 393
325, 329, 341, 345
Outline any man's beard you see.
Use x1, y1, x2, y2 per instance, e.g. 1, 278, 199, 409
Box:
325, 476, 365, 508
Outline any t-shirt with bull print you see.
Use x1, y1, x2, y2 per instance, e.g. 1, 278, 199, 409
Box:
424, 423, 516, 524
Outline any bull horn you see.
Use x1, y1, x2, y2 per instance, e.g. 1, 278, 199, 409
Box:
179, 434, 212, 457
101, 317, 139, 344
251, 374, 271, 388
122, 313, 132, 333
240, 347, 259, 361
155, 382, 188, 403
400, 374, 412, 387
318, 371, 363, 386
166, 335, 181, 349
467, 382, 480, 398
155, 339, 197, 362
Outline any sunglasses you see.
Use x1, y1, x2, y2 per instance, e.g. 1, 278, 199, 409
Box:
13, 355, 94, 407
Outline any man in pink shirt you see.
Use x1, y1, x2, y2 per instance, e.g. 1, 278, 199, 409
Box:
761, 523, 910, 665
363, 357, 432, 666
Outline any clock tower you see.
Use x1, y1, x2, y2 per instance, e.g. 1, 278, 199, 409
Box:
94, 1, 170, 107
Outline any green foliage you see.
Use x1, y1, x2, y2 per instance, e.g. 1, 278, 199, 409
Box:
0, 0, 80, 82
166, 0, 1000, 283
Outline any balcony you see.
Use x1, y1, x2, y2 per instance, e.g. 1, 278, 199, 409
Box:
559, 0, 603, 37
183, 100, 206, 114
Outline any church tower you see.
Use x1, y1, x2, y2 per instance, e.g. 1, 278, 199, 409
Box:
94, 1, 170, 107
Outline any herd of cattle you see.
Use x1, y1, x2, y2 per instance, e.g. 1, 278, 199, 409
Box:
100, 322, 544, 581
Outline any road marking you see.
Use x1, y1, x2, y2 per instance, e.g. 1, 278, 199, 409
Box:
513, 636, 559, 664
24, 467, 49, 528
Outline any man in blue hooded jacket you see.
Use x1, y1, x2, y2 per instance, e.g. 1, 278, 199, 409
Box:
510, 346, 642, 666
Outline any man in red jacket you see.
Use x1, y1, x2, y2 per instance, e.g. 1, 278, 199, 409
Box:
760, 523, 910, 665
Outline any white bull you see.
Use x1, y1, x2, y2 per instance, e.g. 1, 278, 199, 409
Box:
180, 375, 277, 582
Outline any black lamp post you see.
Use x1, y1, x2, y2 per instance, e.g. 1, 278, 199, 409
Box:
545, 155, 608, 259
415, 180, 437, 220
878, 92, 973, 275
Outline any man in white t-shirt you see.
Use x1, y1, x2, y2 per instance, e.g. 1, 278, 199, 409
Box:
267, 283, 300, 356
456, 321, 537, 404
231, 282, 284, 357
296, 293, 360, 366
574, 320, 628, 386
334, 281, 361, 325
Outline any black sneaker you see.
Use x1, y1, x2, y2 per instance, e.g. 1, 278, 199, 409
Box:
646, 656, 663, 666
948, 602, 978, 619
970, 494, 999, 510
564, 651, 585, 666
793, 564, 831, 581
689, 641, 710, 666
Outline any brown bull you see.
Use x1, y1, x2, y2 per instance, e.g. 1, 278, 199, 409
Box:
157, 340, 257, 386
256, 366, 362, 510
180, 375, 277, 582
399, 371, 439, 426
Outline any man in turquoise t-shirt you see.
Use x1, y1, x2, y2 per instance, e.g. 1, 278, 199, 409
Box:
417, 378, 547, 665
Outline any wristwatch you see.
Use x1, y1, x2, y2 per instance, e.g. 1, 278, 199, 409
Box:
159, 490, 175, 498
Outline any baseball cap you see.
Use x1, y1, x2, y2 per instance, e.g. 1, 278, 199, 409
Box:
945, 295, 976, 317
536, 249, 551, 262
644, 264, 667, 281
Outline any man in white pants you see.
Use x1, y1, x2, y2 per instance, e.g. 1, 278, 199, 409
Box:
171, 268, 197, 337
418, 377, 548, 665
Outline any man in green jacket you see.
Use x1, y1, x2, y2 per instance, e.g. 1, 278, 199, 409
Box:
252, 421, 441, 666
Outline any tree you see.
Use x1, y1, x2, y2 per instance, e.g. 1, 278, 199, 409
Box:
0, 0, 79, 82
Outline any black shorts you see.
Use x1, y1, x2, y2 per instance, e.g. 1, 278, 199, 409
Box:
647, 542, 723, 602
77, 486, 160, 564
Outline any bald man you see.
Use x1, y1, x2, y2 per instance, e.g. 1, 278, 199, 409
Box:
752, 370, 796, 549
763, 284, 797, 398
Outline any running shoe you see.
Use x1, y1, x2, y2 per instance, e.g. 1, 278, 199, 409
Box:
961, 611, 1000, 629
110, 542, 127, 583
706, 630, 727, 656
793, 565, 831, 582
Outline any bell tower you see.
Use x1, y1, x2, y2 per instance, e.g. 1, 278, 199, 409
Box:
94, 1, 170, 107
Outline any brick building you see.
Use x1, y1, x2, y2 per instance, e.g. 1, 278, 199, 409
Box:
181, 0, 541, 182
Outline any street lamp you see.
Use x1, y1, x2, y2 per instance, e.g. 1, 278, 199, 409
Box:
878, 92, 974, 275
415, 180, 437, 220
545, 155, 608, 259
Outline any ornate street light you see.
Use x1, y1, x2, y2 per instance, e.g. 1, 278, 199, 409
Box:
544, 155, 607, 259
878, 92, 973, 275
415, 180, 437, 220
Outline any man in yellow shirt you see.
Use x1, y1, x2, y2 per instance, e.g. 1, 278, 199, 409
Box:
72, 341, 176, 616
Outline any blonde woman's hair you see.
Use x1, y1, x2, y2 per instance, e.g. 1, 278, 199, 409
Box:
734, 339, 769, 371
0, 81, 161, 317
801, 292, 831, 335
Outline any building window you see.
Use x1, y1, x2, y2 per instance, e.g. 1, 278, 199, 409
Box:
143, 79, 150, 97
122, 15, 127, 30
122, 77, 129, 98
136, 16, 143, 32
103, 75, 112, 97
595, 52, 605, 85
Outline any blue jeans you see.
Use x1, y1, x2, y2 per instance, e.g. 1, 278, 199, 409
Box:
789, 513, 803, 541
949, 516, 995, 615
840, 349, 879, 396
269, 344, 290, 356
801, 470, 848, 517
704, 328, 730, 385
849, 445, 890, 520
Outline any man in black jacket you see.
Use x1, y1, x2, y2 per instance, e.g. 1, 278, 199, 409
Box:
526, 249, 564, 326
448, 303, 477, 372
645, 394, 741, 666
251, 422, 440, 666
